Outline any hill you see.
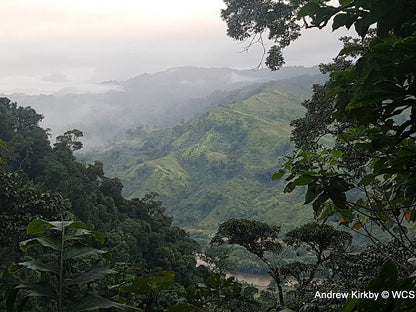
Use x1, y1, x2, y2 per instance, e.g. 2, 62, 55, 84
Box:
83, 81, 315, 232
5, 66, 324, 146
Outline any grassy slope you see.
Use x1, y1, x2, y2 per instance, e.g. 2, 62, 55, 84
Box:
88, 83, 314, 234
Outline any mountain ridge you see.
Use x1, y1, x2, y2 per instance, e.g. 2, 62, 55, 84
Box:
3, 66, 324, 147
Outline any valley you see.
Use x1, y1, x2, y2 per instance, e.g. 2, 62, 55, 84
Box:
82, 76, 319, 233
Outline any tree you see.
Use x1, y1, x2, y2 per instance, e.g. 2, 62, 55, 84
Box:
221, 1, 416, 309
0, 98, 204, 307
0, 98, 52, 178
210, 219, 285, 307
284, 222, 352, 288
54, 129, 84, 153
222, 0, 416, 250
0, 172, 67, 266
221, 0, 415, 69
221, 0, 306, 70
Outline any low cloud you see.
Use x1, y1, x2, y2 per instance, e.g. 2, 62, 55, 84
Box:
53, 83, 124, 95
42, 73, 69, 82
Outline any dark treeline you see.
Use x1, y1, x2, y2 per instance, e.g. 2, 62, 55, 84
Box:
0, 97, 208, 311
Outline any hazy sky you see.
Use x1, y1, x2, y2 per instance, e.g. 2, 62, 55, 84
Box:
1, 0, 350, 94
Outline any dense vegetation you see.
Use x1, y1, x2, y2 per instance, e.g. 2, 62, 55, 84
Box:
0, 98, 206, 311
219, 0, 416, 310
1, 0, 416, 310
82, 82, 314, 231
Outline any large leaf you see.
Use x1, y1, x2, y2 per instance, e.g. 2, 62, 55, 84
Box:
16, 283, 58, 300
297, 1, 320, 19
64, 246, 106, 260
26, 219, 52, 235
48, 220, 76, 231
20, 237, 61, 251
332, 13, 356, 30
65, 229, 105, 244
68, 221, 88, 230
63, 268, 117, 286
304, 188, 318, 205
19, 261, 59, 274
292, 175, 313, 186
69, 295, 141, 312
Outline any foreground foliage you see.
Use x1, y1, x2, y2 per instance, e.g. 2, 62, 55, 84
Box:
5, 219, 137, 312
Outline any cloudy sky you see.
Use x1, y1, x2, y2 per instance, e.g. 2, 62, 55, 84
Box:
1, 0, 350, 94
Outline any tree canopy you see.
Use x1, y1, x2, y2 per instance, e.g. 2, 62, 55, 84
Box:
222, 0, 416, 250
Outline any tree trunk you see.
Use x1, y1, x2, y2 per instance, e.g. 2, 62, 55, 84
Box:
270, 269, 285, 307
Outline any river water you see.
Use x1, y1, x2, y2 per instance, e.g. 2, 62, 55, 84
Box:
229, 272, 272, 287
196, 257, 272, 287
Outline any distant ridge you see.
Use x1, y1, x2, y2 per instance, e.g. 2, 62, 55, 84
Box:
5, 66, 324, 146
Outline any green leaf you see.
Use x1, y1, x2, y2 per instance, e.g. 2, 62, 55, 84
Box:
330, 149, 343, 158
68, 221, 88, 230
292, 175, 313, 186
20, 237, 61, 251
304, 188, 318, 205
16, 283, 58, 300
89, 231, 105, 244
272, 169, 285, 180
65, 229, 104, 244
313, 193, 329, 213
19, 239, 40, 252
19, 261, 59, 274
339, 0, 353, 5
26, 219, 52, 235
332, 13, 355, 30
63, 268, 117, 286
354, 17, 372, 38
64, 246, 107, 260
358, 174, 374, 186
284, 182, 296, 193
69, 295, 140, 312
297, 1, 320, 19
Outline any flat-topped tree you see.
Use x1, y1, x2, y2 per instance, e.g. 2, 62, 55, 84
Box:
284, 222, 352, 287
211, 218, 285, 307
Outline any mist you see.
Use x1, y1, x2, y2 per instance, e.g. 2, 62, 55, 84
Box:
4, 66, 325, 148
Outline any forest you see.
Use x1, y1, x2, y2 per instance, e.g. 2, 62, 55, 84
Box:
1, 0, 416, 311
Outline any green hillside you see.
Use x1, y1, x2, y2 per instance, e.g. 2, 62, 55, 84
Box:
85, 83, 314, 232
